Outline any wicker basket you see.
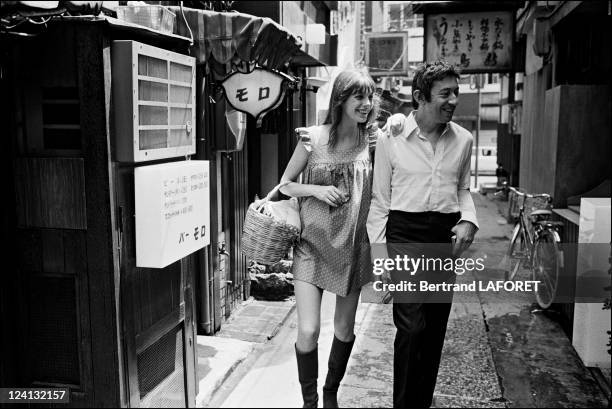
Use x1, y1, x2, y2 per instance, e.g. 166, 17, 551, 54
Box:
241, 182, 300, 265
508, 188, 551, 221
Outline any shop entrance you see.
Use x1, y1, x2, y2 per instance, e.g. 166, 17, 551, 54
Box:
115, 166, 198, 407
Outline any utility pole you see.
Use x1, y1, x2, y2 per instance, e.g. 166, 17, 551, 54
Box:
473, 74, 483, 189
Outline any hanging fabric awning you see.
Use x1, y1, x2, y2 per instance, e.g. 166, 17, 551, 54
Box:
169, 7, 325, 74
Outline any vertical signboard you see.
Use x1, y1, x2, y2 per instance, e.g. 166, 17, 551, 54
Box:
364, 32, 409, 76
425, 11, 514, 72
135, 161, 210, 268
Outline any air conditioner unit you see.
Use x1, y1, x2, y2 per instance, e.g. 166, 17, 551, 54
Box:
112, 40, 196, 162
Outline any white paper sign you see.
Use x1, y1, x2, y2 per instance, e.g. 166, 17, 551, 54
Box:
135, 161, 210, 268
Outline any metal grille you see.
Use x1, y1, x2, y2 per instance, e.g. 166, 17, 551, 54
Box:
137, 326, 186, 408
28, 276, 80, 384
227, 144, 249, 316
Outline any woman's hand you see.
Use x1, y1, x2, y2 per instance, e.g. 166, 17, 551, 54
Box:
313, 185, 347, 207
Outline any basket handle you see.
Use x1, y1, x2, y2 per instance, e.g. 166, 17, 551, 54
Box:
254, 181, 292, 210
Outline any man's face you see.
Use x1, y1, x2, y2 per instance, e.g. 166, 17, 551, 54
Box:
418, 76, 459, 124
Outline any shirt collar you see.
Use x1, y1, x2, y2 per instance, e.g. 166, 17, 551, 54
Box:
405, 111, 419, 138
405, 111, 451, 139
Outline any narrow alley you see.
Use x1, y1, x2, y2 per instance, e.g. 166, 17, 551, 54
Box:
202, 193, 609, 408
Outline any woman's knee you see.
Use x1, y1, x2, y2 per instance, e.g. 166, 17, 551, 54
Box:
333, 319, 355, 341
297, 324, 320, 344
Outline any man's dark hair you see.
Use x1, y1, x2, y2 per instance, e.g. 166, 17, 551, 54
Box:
411, 61, 461, 109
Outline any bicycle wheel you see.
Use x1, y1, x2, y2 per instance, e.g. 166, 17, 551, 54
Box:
506, 223, 528, 281
532, 229, 562, 309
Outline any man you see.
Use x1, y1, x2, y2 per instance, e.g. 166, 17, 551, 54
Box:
367, 61, 479, 408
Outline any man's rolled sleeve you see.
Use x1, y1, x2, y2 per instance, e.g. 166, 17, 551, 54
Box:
367, 133, 393, 244
457, 138, 479, 229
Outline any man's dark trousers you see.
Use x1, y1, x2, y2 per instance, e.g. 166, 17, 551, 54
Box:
386, 210, 460, 408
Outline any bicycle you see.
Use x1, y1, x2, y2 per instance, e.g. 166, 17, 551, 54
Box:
497, 183, 564, 309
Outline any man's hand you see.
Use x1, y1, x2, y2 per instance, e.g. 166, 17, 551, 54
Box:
379, 267, 392, 286
371, 244, 391, 285
382, 113, 407, 137
450, 221, 478, 256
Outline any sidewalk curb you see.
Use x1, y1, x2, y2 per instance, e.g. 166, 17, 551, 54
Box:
267, 300, 297, 341
195, 337, 255, 407
197, 298, 297, 407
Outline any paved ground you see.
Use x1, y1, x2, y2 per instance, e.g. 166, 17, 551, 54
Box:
195, 299, 295, 407
196, 192, 610, 408
474, 193, 609, 408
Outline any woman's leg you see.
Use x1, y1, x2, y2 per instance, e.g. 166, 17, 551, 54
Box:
295, 280, 324, 352
333, 290, 361, 341
294, 280, 324, 408
323, 290, 361, 408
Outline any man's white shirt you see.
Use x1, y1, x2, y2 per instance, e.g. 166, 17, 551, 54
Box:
367, 111, 479, 244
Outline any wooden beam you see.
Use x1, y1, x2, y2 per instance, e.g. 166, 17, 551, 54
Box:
75, 24, 123, 407
548, 1, 582, 27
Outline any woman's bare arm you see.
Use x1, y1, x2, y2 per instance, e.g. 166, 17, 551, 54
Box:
279, 138, 345, 207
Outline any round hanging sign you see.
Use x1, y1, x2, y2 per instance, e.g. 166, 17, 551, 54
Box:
221, 68, 293, 127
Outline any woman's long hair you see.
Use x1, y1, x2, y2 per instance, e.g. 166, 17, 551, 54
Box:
323, 69, 379, 149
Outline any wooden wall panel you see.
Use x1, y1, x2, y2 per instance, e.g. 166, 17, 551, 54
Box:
554, 85, 611, 207
519, 71, 536, 189
496, 123, 521, 187
497, 123, 511, 176
41, 229, 65, 273
76, 26, 122, 407
16, 229, 42, 273
26, 275, 80, 385
14, 157, 87, 229
519, 66, 553, 194
13, 228, 92, 404
520, 75, 610, 206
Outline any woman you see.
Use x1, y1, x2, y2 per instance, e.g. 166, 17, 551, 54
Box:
279, 69, 379, 408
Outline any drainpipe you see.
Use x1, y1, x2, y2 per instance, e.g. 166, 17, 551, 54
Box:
300, 68, 307, 126
195, 70, 213, 335
474, 74, 482, 189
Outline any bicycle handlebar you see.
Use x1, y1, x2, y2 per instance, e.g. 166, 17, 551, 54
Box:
497, 182, 553, 202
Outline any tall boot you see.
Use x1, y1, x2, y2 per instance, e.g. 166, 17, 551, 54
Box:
295, 344, 319, 408
323, 335, 355, 408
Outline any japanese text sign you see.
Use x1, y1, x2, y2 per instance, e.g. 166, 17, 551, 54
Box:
221, 68, 290, 127
365, 32, 409, 76
135, 161, 210, 268
425, 11, 514, 72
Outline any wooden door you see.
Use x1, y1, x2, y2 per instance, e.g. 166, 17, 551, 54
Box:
2, 25, 120, 407
114, 164, 197, 408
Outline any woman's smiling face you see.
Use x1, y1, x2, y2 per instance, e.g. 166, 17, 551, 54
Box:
342, 91, 374, 124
